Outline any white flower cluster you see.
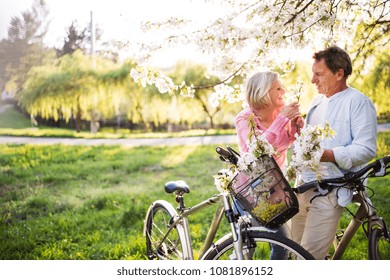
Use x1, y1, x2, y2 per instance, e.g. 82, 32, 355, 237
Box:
237, 133, 276, 179
209, 84, 245, 108
178, 81, 195, 98
247, 133, 276, 158
286, 122, 335, 181
213, 168, 236, 194
130, 66, 174, 94
285, 81, 305, 104
236, 152, 256, 172
140, 17, 190, 32
128, 0, 385, 107
130, 66, 195, 97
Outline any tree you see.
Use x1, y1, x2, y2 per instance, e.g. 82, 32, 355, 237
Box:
56, 20, 103, 57
18, 50, 173, 133
129, 0, 390, 108
19, 51, 120, 132
355, 51, 390, 116
170, 62, 215, 128
56, 21, 88, 57
7, 0, 49, 44
0, 0, 51, 96
171, 61, 243, 128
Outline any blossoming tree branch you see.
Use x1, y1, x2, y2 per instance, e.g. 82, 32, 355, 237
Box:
129, 0, 389, 106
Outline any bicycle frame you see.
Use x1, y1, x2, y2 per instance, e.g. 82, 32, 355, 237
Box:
146, 189, 272, 260
332, 189, 387, 259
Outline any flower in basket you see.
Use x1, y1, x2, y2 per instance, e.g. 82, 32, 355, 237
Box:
213, 114, 276, 194
286, 121, 336, 181
238, 129, 290, 223
235, 115, 291, 223
236, 114, 276, 178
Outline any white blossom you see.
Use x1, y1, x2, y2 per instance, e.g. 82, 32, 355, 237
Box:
286, 122, 336, 181
155, 76, 176, 94
213, 168, 236, 193
129, 0, 388, 108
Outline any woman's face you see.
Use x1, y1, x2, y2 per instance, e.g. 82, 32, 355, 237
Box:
268, 79, 286, 108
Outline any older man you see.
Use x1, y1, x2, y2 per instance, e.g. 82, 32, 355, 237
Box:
291, 46, 377, 259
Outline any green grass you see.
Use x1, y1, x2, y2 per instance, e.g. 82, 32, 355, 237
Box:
0, 132, 389, 260
0, 105, 33, 129
0, 144, 231, 259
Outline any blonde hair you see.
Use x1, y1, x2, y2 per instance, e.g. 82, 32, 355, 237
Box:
245, 71, 279, 110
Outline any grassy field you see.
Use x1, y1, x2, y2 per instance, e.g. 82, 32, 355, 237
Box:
0, 132, 389, 260
0, 144, 235, 259
0, 105, 389, 260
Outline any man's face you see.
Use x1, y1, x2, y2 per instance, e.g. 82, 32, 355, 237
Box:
311, 58, 341, 97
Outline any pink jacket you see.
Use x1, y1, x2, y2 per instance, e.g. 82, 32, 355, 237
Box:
235, 107, 297, 170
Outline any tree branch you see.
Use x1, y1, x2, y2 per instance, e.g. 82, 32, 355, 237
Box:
283, 0, 315, 26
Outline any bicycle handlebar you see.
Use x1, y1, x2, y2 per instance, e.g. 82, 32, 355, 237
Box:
216, 146, 239, 165
215, 146, 390, 194
294, 155, 390, 194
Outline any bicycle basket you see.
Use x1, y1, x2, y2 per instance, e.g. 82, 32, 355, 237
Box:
229, 155, 299, 228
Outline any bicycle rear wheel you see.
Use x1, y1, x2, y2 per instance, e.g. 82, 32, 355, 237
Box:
144, 200, 187, 260
368, 227, 390, 260
202, 230, 314, 260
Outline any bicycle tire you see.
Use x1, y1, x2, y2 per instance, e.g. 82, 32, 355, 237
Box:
144, 200, 187, 260
202, 230, 315, 260
368, 227, 390, 260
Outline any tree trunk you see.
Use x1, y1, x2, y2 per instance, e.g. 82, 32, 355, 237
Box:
90, 110, 99, 134
75, 104, 81, 133
209, 116, 214, 129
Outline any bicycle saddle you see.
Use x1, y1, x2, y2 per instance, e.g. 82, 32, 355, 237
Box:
165, 180, 190, 194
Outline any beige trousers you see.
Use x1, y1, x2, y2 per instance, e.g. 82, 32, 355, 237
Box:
290, 188, 344, 260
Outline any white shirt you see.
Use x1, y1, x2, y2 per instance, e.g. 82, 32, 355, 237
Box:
299, 88, 377, 206
300, 95, 343, 184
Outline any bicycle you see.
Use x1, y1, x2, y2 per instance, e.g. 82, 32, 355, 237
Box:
143, 146, 315, 260
294, 155, 390, 259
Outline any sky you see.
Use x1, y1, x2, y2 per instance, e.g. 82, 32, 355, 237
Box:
0, 0, 227, 67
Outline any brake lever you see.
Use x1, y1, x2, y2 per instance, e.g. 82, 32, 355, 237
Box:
219, 155, 229, 163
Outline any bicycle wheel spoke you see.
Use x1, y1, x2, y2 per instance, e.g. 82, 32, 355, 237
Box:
145, 202, 185, 260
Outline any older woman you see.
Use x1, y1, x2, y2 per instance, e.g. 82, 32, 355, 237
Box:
236, 71, 303, 171
235, 71, 304, 259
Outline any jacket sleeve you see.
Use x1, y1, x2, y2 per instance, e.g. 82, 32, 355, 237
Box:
235, 113, 293, 153
332, 97, 377, 170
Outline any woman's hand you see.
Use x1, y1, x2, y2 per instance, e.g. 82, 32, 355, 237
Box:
281, 102, 301, 119
294, 115, 305, 129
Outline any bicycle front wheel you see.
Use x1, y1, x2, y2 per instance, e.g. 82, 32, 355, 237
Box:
144, 200, 187, 260
202, 230, 314, 260
368, 227, 390, 260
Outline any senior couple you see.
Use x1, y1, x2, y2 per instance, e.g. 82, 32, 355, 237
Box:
235, 45, 377, 259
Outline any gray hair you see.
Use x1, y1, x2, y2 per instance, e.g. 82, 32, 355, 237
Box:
245, 71, 279, 110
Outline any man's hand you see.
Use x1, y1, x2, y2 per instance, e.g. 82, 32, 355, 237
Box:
321, 149, 336, 163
